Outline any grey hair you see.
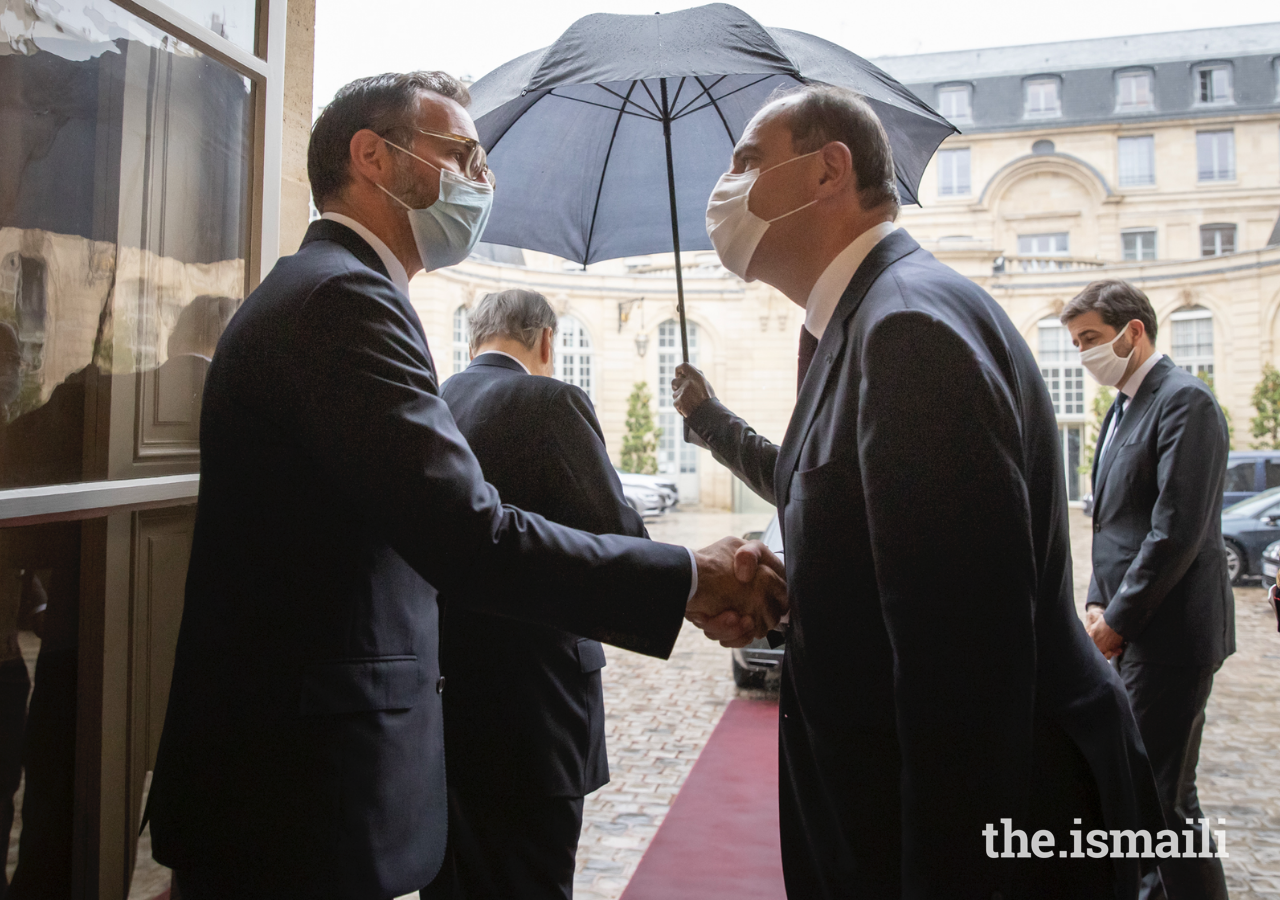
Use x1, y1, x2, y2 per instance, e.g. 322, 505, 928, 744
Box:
468, 289, 558, 355
1059, 279, 1158, 340
765, 84, 900, 218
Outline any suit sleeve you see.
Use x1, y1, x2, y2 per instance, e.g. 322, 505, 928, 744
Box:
858, 310, 1036, 895
686, 398, 780, 506
545, 386, 648, 539
1102, 386, 1228, 639
292, 272, 688, 658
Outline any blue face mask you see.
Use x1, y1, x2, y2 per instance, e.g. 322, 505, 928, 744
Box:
378, 139, 494, 272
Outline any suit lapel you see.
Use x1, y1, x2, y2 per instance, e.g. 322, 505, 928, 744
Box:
302, 218, 391, 281
1093, 357, 1175, 502
1091, 402, 1117, 489
774, 230, 920, 515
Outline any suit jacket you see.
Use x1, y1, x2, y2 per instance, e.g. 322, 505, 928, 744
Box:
687, 229, 1162, 899
1088, 357, 1235, 666
147, 220, 691, 899
439, 352, 647, 797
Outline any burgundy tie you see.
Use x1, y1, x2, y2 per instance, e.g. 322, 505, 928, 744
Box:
798, 326, 819, 395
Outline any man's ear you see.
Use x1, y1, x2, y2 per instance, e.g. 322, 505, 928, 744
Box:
541, 328, 555, 365
349, 128, 395, 187
818, 141, 854, 192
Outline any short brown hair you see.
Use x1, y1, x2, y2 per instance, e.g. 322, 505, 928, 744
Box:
308, 71, 470, 210
770, 84, 899, 217
1060, 279, 1158, 341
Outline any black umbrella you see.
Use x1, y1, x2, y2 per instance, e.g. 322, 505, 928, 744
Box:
468, 2, 957, 362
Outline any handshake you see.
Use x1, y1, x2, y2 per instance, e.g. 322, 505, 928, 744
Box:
686, 537, 787, 648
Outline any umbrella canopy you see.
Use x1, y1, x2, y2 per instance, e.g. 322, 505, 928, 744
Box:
468, 2, 958, 268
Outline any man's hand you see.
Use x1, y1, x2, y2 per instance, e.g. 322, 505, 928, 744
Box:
687, 537, 787, 648
672, 363, 715, 418
1086, 612, 1125, 660
1084, 603, 1105, 630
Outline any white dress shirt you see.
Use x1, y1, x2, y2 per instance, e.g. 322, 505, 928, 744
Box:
320, 212, 411, 297
804, 221, 898, 339
1097, 352, 1164, 465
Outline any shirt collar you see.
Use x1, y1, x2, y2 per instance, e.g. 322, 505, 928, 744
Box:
474, 350, 531, 375
320, 212, 411, 297
1119, 351, 1164, 401
804, 221, 898, 339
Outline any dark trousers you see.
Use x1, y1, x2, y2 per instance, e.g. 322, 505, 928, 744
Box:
1117, 656, 1228, 900
420, 785, 584, 900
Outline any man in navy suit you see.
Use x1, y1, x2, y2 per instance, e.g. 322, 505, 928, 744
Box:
147, 72, 784, 900
422, 288, 643, 900
675, 85, 1163, 898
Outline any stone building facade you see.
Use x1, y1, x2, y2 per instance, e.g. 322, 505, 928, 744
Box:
409, 22, 1280, 511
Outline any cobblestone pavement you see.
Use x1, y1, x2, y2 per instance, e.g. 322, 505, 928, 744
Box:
573, 508, 1280, 900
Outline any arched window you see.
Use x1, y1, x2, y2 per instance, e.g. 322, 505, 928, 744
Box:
1171, 307, 1214, 377
554, 314, 593, 396
657, 319, 699, 476
1038, 318, 1085, 502
452, 305, 469, 375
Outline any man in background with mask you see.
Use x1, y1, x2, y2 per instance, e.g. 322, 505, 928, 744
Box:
147, 71, 786, 900
673, 85, 1162, 898
1063, 279, 1233, 900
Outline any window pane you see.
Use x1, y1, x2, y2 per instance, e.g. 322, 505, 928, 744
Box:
1122, 230, 1156, 261
656, 320, 697, 475
1018, 233, 1069, 269
1265, 460, 1280, 490
1197, 131, 1235, 181
553, 315, 593, 396
1226, 461, 1257, 492
1200, 225, 1236, 257
938, 148, 970, 197
452, 306, 469, 374
1117, 73, 1153, 110
157, 0, 259, 54
0, 0, 254, 490
1025, 79, 1060, 118
1118, 136, 1154, 186
939, 87, 971, 122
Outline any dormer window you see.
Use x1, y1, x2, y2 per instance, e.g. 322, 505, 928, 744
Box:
937, 84, 972, 124
1115, 70, 1154, 112
1024, 77, 1061, 119
1195, 63, 1232, 105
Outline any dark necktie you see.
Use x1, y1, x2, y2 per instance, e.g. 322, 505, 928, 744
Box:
798, 326, 819, 395
1101, 396, 1126, 463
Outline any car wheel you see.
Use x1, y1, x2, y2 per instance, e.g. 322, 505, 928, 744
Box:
1224, 540, 1245, 586
731, 654, 767, 689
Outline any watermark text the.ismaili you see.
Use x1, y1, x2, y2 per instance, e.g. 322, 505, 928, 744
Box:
983, 818, 1228, 859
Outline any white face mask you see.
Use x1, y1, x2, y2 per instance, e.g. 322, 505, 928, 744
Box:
705, 151, 821, 281
1079, 328, 1135, 387
379, 139, 494, 272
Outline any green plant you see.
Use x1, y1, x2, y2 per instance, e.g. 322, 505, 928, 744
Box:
1080, 385, 1116, 474
620, 381, 661, 474
1250, 364, 1280, 449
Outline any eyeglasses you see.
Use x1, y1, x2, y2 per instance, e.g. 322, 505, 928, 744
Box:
407, 127, 495, 186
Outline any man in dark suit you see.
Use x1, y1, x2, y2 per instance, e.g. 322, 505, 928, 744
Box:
420, 288, 642, 900
1063, 280, 1234, 900
146, 72, 785, 900
675, 85, 1163, 898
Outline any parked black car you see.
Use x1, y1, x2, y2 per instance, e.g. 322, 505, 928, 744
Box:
731, 514, 784, 688
1221, 487, 1280, 584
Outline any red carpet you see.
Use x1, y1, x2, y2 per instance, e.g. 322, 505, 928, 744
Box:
620, 698, 786, 900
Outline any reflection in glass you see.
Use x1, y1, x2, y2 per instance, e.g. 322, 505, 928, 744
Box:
1, 0, 252, 489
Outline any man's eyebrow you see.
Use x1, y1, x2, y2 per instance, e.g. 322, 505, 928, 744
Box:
732, 141, 760, 161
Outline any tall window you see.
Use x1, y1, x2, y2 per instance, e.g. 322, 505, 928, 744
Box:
1200, 224, 1237, 257
657, 320, 699, 476
1024, 78, 1061, 119
1038, 320, 1085, 417
1195, 64, 1232, 104
1122, 229, 1157, 261
1118, 135, 1155, 187
937, 148, 971, 197
553, 314, 593, 396
452, 305, 470, 374
1018, 233, 1070, 271
1171, 308, 1214, 376
1197, 131, 1235, 181
937, 85, 972, 124
1115, 71, 1154, 112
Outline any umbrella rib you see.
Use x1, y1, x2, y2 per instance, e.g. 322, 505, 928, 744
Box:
672, 75, 778, 122
582, 81, 639, 265
547, 89, 661, 121
594, 83, 662, 119
668, 76, 688, 111
671, 74, 727, 119
638, 80, 665, 120
690, 75, 738, 146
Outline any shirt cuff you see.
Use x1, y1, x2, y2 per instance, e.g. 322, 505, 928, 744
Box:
686, 547, 698, 604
